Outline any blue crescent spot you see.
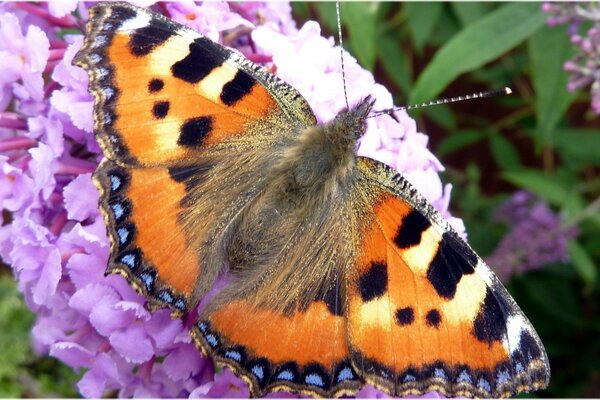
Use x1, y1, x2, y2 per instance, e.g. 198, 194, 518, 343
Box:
197, 322, 208, 333
337, 367, 353, 382
434, 368, 447, 379
104, 87, 114, 100
478, 377, 491, 392
94, 35, 107, 48
117, 227, 129, 244
225, 351, 241, 362
304, 373, 324, 387
251, 365, 264, 380
139, 272, 154, 289
174, 299, 185, 310
457, 370, 472, 384
205, 334, 218, 348
403, 374, 416, 383
120, 254, 135, 269
90, 53, 101, 64
111, 203, 124, 219
158, 291, 173, 303
497, 369, 511, 386
515, 362, 524, 373
109, 175, 121, 192
277, 370, 294, 381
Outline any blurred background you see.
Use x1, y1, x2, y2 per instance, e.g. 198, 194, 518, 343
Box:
1, 2, 599, 398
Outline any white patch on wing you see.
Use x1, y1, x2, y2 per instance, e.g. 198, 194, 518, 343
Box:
177, 27, 201, 39
119, 11, 151, 32
474, 259, 495, 286
506, 314, 528, 354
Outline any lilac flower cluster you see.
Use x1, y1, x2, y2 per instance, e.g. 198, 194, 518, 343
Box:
542, 2, 600, 114
486, 191, 578, 282
0, 2, 460, 397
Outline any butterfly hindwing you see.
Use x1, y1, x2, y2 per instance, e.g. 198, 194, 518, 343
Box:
94, 159, 211, 314
192, 285, 362, 397
73, 2, 316, 167
348, 158, 550, 397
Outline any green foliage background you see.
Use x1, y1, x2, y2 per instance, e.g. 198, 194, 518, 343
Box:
293, 2, 600, 397
2, 2, 599, 398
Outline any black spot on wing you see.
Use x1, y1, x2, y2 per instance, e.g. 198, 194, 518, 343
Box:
220, 70, 255, 106
168, 164, 211, 183
427, 232, 476, 299
321, 277, 343, 316
111, 6, 137, 24
178, 116, 212, 147
425, 309, 442, 328
394, 209, 431, 248
148, 78, 164, 93
129, 22, 174, 57
358, 261, 388, 302
473, 289, 510, 344
168, 164, 213, 196
395, 307, 414, 326
152, 101, 169, 119
171, 37, 228, 83
517, 329, 543, 360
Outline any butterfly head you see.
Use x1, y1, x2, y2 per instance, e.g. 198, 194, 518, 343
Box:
331, 95, 376, 142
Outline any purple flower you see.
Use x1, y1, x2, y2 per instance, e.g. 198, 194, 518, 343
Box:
543, 2, 600, 114
0, 12, 49, 107
190, 369, 250, 398
486, 191, 578, 282
0, 2, 461, 398
165, 1, 253, 43
50, 35, 95, 139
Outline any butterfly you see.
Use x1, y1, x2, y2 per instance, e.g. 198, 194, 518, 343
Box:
73, 2, 550, 398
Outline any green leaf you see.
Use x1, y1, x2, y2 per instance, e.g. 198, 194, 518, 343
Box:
529, 24, 577, 145
451, 3, 493, 27
502, 169, 571, 206
377, 31, 412, 94
552, 129, 600, 166
489, 134, 521, 171
313, 3, 337, 32
422, 103, 456, 130
568, 241, 597, 288
437, 130, 485, 156
405, 2, 442, 53
291, 3, 310, 21
410, 2, 546, 105
342, 2, 378, 71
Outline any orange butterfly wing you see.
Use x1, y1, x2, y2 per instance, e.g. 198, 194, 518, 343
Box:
74, 3, 317, 314
347, 158, 549, 397
74, 2, 315, 167
193, 293, 361, 397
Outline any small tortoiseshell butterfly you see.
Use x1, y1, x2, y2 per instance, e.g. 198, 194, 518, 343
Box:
74, 2, 550, 398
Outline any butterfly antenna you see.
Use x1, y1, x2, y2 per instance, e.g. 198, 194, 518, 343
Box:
336, 1, 350, 110
369, 87, 512, 119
